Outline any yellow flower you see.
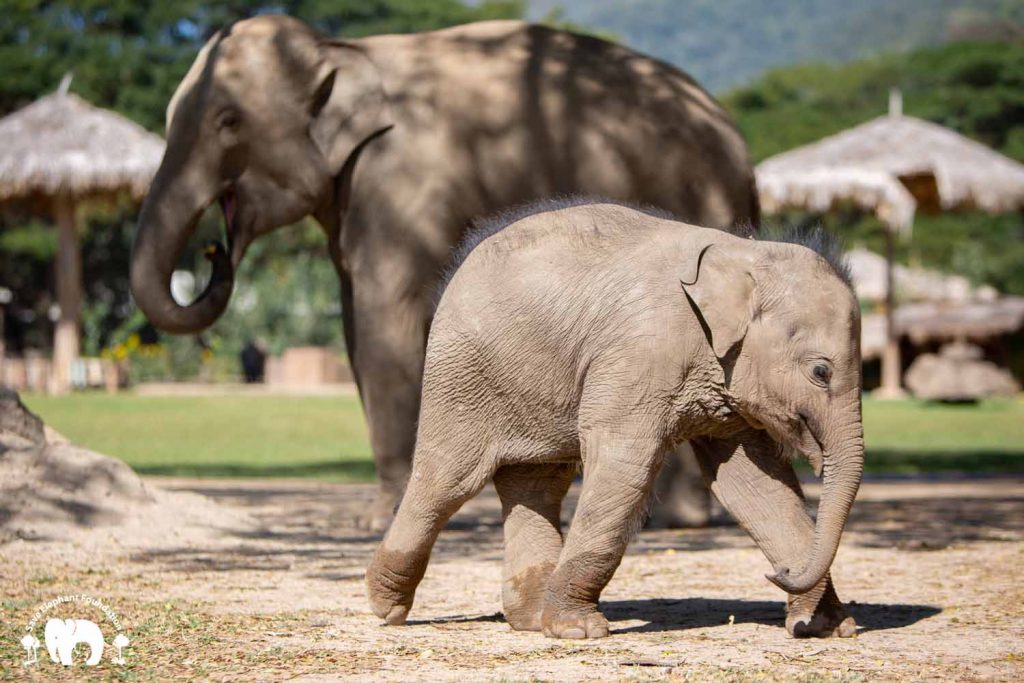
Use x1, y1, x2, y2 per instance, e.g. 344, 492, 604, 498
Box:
126, 334, 141, 350
141, 344, 163, 358
201, 349, 213, 363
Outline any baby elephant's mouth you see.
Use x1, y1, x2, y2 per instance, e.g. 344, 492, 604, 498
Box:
798, 413, 825, 476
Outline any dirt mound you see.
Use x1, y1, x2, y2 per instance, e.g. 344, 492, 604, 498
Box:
905, 341, 1020, 402
0, 388, 251, 544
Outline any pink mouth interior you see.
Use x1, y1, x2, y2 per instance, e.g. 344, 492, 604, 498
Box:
220, 189, 237, 231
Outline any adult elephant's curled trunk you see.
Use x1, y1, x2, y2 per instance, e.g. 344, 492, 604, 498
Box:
130, 182, 235, 335
768, 432, 864, 594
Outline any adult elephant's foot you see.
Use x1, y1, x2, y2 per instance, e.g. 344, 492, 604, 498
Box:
363, 510, 394, 533
366, 547, 419, 625
358, 492, 400, 532
786, 581, 858, 638
541, 605, 609, 639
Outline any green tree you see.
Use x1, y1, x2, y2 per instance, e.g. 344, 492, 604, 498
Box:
0, 1, 523, 128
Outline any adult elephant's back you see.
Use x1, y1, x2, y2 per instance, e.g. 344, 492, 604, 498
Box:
340, 21, 757, 529
343, 20, 756, 263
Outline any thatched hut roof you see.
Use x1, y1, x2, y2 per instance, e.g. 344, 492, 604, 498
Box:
0, 88, 164, 204
756, 113, 1024, 230
846, 247, 996, 304
861, 297, 1024, 359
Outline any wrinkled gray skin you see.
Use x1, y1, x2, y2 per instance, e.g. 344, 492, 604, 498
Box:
367, 203, 863, 640
130, 15, 758, 530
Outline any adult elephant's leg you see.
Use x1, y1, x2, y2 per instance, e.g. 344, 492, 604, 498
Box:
346, 286, 427, 532
691, 430, 857, 638
542, 430, 662, 639
493, 463, 576, 631
648, 443, 712, 528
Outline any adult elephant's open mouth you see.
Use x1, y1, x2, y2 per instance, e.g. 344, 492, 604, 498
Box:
130, 177, 238, 335
217, 183, 255, 269
219, 184, 237, 254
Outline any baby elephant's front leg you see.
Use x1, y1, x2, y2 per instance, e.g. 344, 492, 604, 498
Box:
692, 431, 857, 638
541, 433, 662, 639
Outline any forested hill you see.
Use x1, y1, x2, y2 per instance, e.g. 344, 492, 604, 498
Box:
528, 0, 1023, 92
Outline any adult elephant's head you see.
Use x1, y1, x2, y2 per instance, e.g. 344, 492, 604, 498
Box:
682, 232, 864, 595
131, 15, 391, 333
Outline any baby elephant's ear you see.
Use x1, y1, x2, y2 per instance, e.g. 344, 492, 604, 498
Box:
680, 244, 756, 360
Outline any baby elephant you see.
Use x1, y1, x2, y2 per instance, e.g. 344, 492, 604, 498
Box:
367, 200, 863, 639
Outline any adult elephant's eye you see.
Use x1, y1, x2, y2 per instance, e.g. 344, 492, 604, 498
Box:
217, 109, 240, 130
813, 363, 832, 385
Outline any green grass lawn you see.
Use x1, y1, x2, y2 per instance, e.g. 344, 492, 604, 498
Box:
22, 394, 1024, 480
860, 396, 1024, 474
23, 394, 374, 480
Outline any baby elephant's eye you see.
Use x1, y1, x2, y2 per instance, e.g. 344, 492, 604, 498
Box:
813, 363, 832, 385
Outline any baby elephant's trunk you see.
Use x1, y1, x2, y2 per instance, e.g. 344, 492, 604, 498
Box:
768, 429, 864, 594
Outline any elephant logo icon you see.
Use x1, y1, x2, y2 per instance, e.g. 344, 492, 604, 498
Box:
44, 618, 105, 666
21, 593, 131, 667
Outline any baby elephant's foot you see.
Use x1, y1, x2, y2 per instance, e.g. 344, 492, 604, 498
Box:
366, 549, 420, 626
541, 606, 610, 639
786, 584, 858, 638
503, 562, 556, 632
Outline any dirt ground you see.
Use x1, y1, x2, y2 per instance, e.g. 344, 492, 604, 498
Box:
2, 475, 1023, 681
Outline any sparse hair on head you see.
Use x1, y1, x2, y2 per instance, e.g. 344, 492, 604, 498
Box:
749, 222, 853, 289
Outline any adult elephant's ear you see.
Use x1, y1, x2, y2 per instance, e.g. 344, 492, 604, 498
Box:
680, 242, 756, 361
310, 41, 394, 175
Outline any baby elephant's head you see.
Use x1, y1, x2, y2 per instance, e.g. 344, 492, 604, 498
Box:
681, 230, 863, 594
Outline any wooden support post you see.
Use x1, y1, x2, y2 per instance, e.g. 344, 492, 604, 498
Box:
877, 227, 905, 398
52, 195, 81, 394
0, 301, 5, 383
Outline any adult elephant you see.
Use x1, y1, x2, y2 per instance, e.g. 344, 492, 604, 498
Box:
131, 15, 759, 530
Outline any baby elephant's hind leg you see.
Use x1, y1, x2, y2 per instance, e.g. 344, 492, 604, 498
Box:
494, 463, 576, 631
366, 443, 493, 626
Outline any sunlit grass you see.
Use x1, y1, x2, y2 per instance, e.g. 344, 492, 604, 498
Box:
23, 393, 373, 480
859, 396, 1024, 474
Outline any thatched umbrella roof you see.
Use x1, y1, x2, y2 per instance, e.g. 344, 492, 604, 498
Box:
0, 84, 164, 205
846, 247, 995, 304
759, 167, 917, 233
756, 109, 1024, 230
895, 297, 1024, 345
0, 80, 164, 393
861, 297, 1024, 359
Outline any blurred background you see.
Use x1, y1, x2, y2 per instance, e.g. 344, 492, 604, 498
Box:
1, 0, 1021, 480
